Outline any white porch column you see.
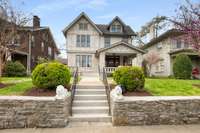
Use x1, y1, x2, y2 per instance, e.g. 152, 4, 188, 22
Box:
99, 52, 105, 71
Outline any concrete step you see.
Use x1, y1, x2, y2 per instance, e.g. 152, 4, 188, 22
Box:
69, 114, 111, 122
73, 100, 108, 107
77, 85, 104, 89
74, 95, 107, 100
81, 72, 99, 77
76, 89, 105, 95
72, 106, 109, 114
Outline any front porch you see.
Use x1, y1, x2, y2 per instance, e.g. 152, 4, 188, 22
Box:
96, 41, 146, 74
104, 53, 135, 73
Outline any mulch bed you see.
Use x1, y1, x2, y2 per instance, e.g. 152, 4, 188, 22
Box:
193, 84, 200, 89
0, 83, 14, 89
110, 84, 152, 96
24, 85, 71, 97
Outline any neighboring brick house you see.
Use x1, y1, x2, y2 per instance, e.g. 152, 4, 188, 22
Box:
63, 12, 145, 73
137, 23, 200, 77
8, 16, 60, 73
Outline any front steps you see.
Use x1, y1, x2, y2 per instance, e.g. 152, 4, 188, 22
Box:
70, 76, 111, 122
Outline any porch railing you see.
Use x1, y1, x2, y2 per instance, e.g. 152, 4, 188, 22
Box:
70, 67, 78, 115
104, 67, 117, 74
102, 67, 111, 115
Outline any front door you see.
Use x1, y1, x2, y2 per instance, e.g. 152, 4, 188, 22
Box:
106, 55, 120, 67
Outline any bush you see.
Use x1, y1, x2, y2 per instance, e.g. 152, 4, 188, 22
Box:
4, 61, 26, 77
113, 66, 145, 92
32, 62, 71, 89
173, 54, 192, 79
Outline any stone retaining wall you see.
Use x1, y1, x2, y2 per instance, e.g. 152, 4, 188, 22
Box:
0, 96, 71, 129
111, 96, 200, 126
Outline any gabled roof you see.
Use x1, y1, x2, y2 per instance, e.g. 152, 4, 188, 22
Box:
96, 41, 146, 56
19, 26, 60, 54
108, 16, 126, 28
62, 12, 102, 35
96, 24, 136, 36
142, 29, 184, 49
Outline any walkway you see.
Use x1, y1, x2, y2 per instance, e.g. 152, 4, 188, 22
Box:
1, 124, 200, 133
69, 72, 111, 122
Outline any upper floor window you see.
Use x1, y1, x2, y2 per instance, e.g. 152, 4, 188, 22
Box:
104, 37, 111, 48
76, 35, 90, 47
176, 40, 182, 49
11, 35, 20, 46
31, 35, 35, 47
111, 24, 121, 32
41, 42, 44, 52
48, 46, 52, 56
79, 23, 88, 30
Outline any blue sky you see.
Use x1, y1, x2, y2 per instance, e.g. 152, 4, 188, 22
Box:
11, 0, 198, 57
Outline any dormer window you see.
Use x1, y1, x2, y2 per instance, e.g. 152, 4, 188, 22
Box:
79, 23, 88, 30
111, 24, 122, 32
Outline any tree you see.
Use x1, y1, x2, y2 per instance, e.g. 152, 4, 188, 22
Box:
0, 0, 30, 76
171, 0, 200, 52
144, 51, 160, 77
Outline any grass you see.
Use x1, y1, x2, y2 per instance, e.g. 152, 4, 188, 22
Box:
0, 76, 77, 96
108, 77, 200, 96
0, 77, 31, 84
145, 78, 200, 96
0, 80, 33, 96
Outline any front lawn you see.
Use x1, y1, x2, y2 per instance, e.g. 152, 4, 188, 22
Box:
0, 80, 33, 96
0, 77, 76, 96
145, 79, 200, 96
108, 78, 200, 96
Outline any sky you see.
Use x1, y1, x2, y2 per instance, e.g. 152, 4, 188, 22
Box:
10, 0, 199, 58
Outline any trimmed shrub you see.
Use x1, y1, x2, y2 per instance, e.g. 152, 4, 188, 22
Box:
32, 62, 71, 89
113, 66, 145, 92
173, 54, 192, 79
4, 61, 26, 77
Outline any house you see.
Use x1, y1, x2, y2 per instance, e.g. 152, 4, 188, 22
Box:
63, 12, 145, 73
7, 16, 60, 73
138, 19, 200, 77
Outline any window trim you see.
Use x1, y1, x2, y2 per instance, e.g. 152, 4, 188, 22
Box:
76, 35, 90, 47
76, 55, 92, 68
104, 37, 111, 48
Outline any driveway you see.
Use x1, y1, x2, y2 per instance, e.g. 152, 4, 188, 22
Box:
1, 122, 200, 133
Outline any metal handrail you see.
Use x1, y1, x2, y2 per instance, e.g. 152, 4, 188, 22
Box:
70, 67, 78, 115
102, 67, 111, 115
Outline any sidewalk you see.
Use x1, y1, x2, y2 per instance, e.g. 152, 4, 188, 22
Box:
1, 123, 200, 133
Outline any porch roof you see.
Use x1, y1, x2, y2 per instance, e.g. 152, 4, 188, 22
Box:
169, 49, 199, 57
96, 41, 146, 56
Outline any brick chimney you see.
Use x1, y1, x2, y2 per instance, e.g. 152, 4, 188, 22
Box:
33, 16, 40, 28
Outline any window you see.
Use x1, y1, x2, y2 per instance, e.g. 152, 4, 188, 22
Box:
76, 55, 92, 67
31, 35, 35, 47
11, 35, 20, 46
48, 47, 52, 56
104, 37, 111, 48
156, 60, 164, 72
76, 35, 90, 47
41, 42, 44, 52
79, 23, 88, 30
176, 40, 182, 49
111, 24, 121, 32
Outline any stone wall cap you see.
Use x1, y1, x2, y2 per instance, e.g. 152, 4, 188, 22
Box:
0, 96, 57, 101
115, 96, 200, 102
